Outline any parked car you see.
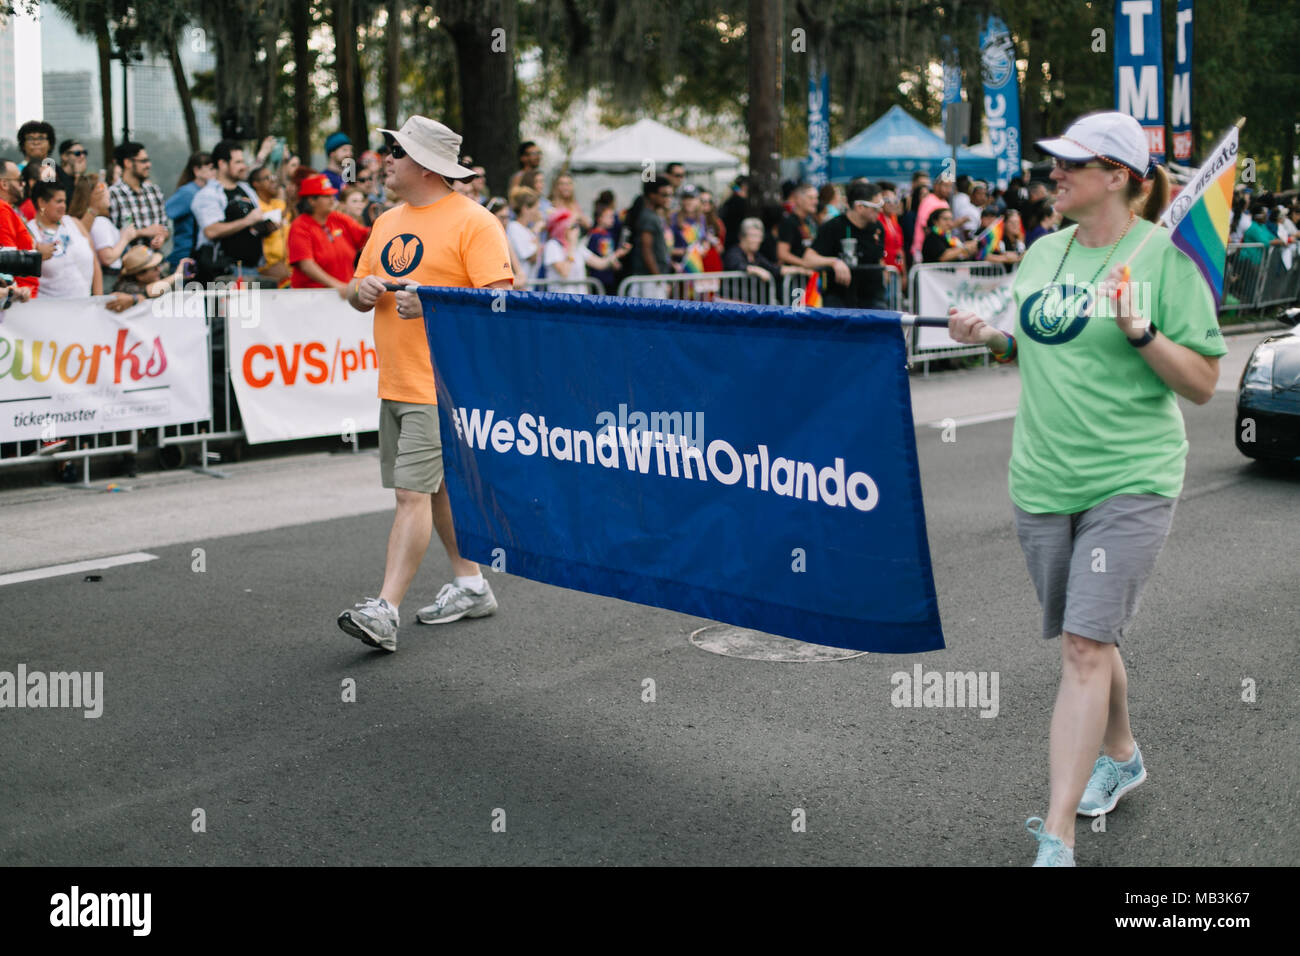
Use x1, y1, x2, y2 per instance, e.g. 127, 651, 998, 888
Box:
1235, 308, 1300, 461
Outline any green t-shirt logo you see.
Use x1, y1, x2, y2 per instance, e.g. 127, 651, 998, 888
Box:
1019, 283, 1093, 345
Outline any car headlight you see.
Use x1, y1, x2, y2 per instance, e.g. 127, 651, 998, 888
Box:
1243, 346, 1275, 391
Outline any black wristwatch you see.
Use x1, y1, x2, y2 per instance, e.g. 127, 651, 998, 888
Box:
1127, 324, 1157, 348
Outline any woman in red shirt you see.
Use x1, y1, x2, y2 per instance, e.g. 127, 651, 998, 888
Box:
878, 183, 906, 278
287, 173, 370, 293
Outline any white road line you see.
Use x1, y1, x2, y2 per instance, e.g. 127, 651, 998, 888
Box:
0, 552, 158, 587
924, 408, 1018, 428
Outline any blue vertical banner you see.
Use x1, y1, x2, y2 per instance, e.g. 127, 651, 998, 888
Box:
979, 15, 1022, 190
941, 37, 964, 143
418, 288, 945, 655
806, 59, 830, 188
1170, 0, 1194, 163
1114, 0, 1166, 163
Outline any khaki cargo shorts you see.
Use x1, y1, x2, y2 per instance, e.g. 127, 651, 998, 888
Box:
379, 400, 443, 494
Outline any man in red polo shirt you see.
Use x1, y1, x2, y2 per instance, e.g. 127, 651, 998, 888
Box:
286, 173, 369, 292
0, 157, 41, 298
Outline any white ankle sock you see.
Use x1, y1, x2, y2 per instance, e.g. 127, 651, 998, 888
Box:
455, 574, 486, 593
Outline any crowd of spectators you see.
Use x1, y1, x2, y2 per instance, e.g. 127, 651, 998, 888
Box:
473, 137, 1087, 306
0, 120, 413, 310
5, 116, 1293, 310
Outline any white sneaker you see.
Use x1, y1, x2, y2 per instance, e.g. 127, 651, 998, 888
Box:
416, 580, 498, 625
338, 597, 399, 652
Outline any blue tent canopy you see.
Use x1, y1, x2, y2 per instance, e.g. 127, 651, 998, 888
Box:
825, 105, 999, 183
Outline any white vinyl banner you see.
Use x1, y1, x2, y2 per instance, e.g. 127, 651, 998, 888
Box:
0, 296, 210, 443
226, 289, 379, 444
914, 265, 1019, 350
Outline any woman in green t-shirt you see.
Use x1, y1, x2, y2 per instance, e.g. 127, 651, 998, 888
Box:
946, 111, 1227, 867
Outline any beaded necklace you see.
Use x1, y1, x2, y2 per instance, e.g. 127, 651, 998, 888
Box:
1048, 210, 1136, 287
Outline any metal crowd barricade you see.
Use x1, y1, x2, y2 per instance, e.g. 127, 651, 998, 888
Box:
0, 293, 144, 486
1255, 245, 1300, 309
1278, 245, 1300, 306
906, 261, 1015, 375
522, 276, 606, 295
780, 264, 903, 311
0, 428, 139, 488
1222, 244, 1267, 312
0, 284, 250, 485
152, 283, 253, 476
617, 271, 777, 305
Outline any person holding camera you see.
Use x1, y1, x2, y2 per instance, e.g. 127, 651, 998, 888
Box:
0, 157, 40, 298
192, 140, 268, 282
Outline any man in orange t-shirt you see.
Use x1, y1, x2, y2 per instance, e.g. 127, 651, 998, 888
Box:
337, 116, 513, 653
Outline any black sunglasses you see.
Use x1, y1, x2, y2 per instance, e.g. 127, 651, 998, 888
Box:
1052, 157, 1108, 172
66, 149, 87, 157
389, 143, 407, 160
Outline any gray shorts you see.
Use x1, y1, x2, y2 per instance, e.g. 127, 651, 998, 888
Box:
379, 400, 444, 494
1011, 493, 1176, 645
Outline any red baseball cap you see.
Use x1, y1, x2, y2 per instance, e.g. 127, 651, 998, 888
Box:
298, 174, 338, 197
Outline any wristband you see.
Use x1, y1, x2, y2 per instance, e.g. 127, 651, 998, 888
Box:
1127, 326, 1157, 348
991, 333, 1017, 363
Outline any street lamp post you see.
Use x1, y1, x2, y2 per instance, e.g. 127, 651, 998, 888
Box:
110, 46, 145, 144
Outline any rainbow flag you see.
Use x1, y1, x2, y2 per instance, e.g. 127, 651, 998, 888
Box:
1161, 125, 1237, 305
804, 271, 823, 308
676, 220, 707, 274
977, 218, 1004, 260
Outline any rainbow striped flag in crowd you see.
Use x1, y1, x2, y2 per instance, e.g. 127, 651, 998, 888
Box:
977, 218, 1004, 260
1160, 124, 1238, 305
676, 221, 707, 274
803, 271, 823, 308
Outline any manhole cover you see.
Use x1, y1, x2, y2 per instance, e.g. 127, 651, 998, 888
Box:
689, 624, 868, 662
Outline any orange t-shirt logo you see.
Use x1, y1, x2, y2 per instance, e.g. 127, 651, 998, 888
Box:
381, 234, 424, 276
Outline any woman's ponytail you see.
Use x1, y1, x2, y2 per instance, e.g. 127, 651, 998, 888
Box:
1129, 164, 1169, 223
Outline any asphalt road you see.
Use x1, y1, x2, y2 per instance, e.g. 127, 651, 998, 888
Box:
1, 390, 1296, 867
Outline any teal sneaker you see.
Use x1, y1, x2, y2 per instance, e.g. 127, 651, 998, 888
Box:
1077, 742, 1146, 817
1026, 817, 1075, 867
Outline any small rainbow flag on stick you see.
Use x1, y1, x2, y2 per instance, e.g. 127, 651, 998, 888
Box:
977, 218, 1004, 260
1157, 121, 1240, 304
803, 271, 823, 308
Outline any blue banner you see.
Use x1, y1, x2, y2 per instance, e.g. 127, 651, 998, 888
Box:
1114, 0, 1166, 163
979, 15, 1022, 191
418, 288, 944, 654
807, 62, 830, 188
1170, 0, 1193, 163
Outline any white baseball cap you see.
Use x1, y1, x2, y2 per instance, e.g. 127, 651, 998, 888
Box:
1036, 111, 1151, 179
377, 116, 474, 179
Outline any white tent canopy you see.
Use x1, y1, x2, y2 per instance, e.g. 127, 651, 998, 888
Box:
569, 119, 740, 172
